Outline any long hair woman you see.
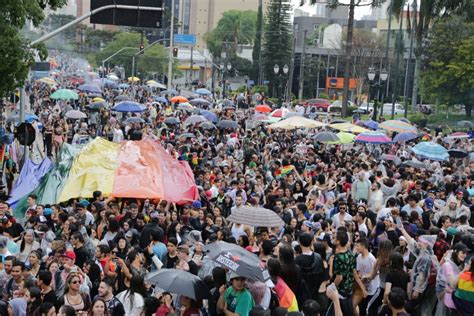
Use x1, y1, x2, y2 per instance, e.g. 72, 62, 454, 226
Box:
116, 275, 146, 315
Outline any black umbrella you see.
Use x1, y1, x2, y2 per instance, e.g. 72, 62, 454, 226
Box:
217, 120, 239, 129
163, 117, 180, 125
204, 241, 271, 284
313, 131, 339, 143
402, 160, 427, 169
200, 121, 217, 129
145, 269, 211, 301
448, 149, 468, 158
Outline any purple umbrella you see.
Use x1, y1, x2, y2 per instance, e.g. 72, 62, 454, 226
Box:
393, 132, 418, 142
363, 120, 378, 130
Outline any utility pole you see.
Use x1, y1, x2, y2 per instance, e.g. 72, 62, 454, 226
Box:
190, 45, 194, 86
384, 0, 393, 102
257, 0, 263, 86
167, 0, 175, 90
298, 30, 307, 101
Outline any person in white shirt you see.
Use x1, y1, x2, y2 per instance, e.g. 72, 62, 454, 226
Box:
368, 182, 384, 213
355, 238, 380, 316
331, 202, 352, 229
116, 275, 145, 315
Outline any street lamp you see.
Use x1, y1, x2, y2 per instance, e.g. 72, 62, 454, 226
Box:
368, 68, 388, 120
283, 64, 289, 74
227, 63, 232, 71
274, 64, 280, 74
283, 64, 289, 102
222, 63, 232, 98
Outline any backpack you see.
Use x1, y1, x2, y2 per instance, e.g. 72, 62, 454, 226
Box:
297, 253, 323, 296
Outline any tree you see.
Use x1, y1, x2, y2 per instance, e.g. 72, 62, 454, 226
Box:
263, 0, 292, 98
92, 32, 168, 78
0, 0, 67, 97
205, 10, 258, 57
419, 16, 473, 117
252, 0, 264, 83
390, 0, 473, 112
302, 0, 386, 116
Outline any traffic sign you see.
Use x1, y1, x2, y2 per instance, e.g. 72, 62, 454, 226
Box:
174, 34, 197, 45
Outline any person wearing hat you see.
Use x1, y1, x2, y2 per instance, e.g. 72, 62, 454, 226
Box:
76, 202, 94, 227
217, 272, 254, 316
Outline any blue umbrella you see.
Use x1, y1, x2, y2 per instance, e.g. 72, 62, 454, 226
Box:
78, 84, 101, 94
162, 89, 178, 95
411, 142, 449, 161
195, 88, 212, 95
6, 113, 39, 123
393, 132, 418, 142
118, 83, 130, 89
189, 98, 211, 107
87, 101, 108, 110
363, 120, 378, 130
100, 78, 118, 89
200, 110, 218, 123
126, 117, 146, 124
112, 101, 145, 113
154, 96, 168, 103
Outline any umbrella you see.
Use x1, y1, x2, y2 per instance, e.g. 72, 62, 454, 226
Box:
125, 117, 146, 124
222, 105, 236, 111
112, 101, 145, 113
380, 154, 402, 165
92, 97, 105, 103
195, 88, 212, 95
200, 121, 217, 129
87, 101, 108, 110
36, 77, 57, 85
448, 149, 468, 158
162, 89, 178, 95
170, 96, 189, 103
177, 102, 194, 111
65, 110, 87, 119
107, 74, 119, 81
204, 241, 271, 284
457, 120, 474, 128
221, 99, 235, 108
330, 119, 347, 124
227, 206, 285, 227
189, 98, 211, 107
147, 81, 166, 89
379, 120, 417, 134
393, 132, 418, 142
145, 269, 211, 301
329, 122, 368, 134
115, 95, 130, 102
118, 83, 130, 89
200, 110, 218, 123
252, 113, 268, 121
268, 116, 326, 130
403, 160, 428, 169
50, 89, 79, 100
411, 142, 449, 161
355, 131, 392, 144
163, 117, 180, 125
313, 131, 339, 143
327, 132, 355, 145
6, 113, 39, 123
269, 109, 289, 118
77, 84, 101, 94
217, 120, 240, 129
284, 112, 303, 118
99, 78, 117, 89
154, 96, 168, 103
127, 76, 140, 83
255, 104, 272, 113
363, 120, 378, 130
86, 93, 102, 98
447, 132, 469, 139
184, 115, 208, 126
397, 118, 411, 124
179, 133, 196, 139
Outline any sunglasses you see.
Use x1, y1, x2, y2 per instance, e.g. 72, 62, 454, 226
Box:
70, 280, 80, 284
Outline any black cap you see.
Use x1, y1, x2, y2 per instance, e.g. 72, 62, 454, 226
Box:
454, 242, 470, 253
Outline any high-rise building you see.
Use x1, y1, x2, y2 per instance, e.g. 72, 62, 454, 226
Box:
187, 0, 269, 51
371, 1, 390, 20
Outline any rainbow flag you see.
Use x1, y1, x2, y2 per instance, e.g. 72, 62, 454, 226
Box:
274, 277, 299, 312
278, 165, 295, 177
456, 271, 474, 302
13, 138, 199, 216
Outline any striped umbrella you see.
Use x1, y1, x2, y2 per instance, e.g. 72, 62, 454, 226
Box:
227, 206, 284, 227
355, 131, 392, 144
393, 132, 418, 142
411, 142, 449, 161
379, 120, 417, 133
447, 132, 469, 140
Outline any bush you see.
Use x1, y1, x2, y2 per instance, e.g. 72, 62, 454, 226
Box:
251, 85, 268, 95
408, 113, 423, 124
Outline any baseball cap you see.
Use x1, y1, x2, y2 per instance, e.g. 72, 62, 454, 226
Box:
192, 200, 202, 209
61, 250, 76, 260
303, 220, 314, 230
453, 242, 469, 253
229, 271, 244, 280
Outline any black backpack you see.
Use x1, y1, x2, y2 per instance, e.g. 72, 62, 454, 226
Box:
297, 253, 323, 295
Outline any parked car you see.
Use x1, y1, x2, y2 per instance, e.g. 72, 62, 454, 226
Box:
304, 98, 331, 112
380, 103, 405, 116
328, 100, 354, 112
358, 102, 374, 114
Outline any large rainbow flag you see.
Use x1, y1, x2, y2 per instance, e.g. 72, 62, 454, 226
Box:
13, 138, 198, 217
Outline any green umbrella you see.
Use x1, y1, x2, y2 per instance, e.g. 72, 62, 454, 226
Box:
50, 89, 79, 100
327, 132, 355, 145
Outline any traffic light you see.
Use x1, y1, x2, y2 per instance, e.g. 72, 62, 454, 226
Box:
139, 43, 144, 54
172, 47, 178, 57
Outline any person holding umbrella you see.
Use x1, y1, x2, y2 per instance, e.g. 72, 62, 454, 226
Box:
217, 272, 254, 316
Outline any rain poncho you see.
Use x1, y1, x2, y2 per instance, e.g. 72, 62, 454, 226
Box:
407, 235, 439, 295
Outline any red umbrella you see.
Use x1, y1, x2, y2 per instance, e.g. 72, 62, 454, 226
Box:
255, 104, 272, 113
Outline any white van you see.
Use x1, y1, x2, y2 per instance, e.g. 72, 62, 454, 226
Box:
380, 103, 405, 116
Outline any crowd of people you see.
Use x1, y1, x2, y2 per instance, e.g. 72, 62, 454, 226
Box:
0, 53, 473, 316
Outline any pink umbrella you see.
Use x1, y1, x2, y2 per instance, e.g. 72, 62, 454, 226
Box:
355, 131, 392, 144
